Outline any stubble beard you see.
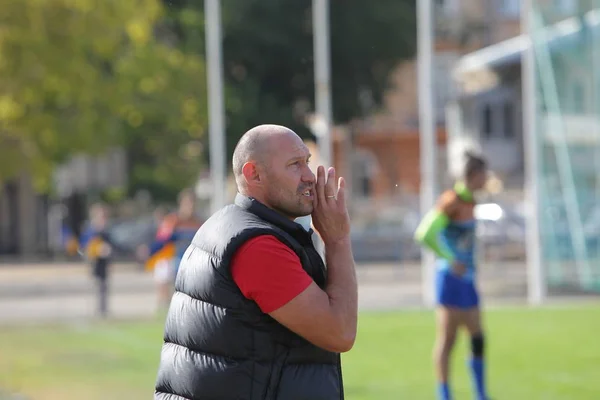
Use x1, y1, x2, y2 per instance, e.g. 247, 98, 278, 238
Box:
266, 187, 312, 219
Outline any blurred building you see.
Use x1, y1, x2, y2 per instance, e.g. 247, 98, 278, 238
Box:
0, 173, 49, 256
450, 2, 596, 188
453, 2, 600, 294
325, 0, 524, 206
0, 149, 127, 257
435, 0, 523, 188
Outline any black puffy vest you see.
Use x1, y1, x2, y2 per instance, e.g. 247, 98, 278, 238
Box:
154, 194, 344, 400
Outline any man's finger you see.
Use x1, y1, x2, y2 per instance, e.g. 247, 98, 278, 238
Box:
316, 165, 326, 205
336, 177, 346, 208
325, 167, 336, 202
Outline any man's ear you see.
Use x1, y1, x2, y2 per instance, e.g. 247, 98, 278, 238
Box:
241, 161, 261, 186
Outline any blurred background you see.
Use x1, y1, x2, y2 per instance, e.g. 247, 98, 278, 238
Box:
1, 0, 600, 399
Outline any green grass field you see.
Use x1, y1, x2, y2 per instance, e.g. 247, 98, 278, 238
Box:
1, 305, 599, 399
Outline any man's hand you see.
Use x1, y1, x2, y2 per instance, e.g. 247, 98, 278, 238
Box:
311, 166, 350, 245
267, 165, 357, 354
451, 260, 466, 277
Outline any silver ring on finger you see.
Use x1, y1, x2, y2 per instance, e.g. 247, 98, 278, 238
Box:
326, 195, 336, 199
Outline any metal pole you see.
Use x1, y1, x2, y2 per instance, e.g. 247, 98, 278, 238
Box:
591, 9, 600, 273
313, 0, 333, 168
418, 0, 437, 307
522, 0, 545, 304
205, 0, 227, 213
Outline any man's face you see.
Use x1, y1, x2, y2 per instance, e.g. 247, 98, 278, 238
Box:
260, 135, 316, 219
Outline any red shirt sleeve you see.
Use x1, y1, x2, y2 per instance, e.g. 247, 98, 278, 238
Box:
231, 235, 313, 313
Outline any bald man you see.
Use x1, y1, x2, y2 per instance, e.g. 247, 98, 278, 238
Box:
155, 124, 358, 400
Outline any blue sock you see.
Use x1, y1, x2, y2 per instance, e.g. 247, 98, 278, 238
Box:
469, 357, 486, 400
438, 382, 451, 400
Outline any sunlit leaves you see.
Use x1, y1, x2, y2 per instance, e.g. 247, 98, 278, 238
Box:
0, 0, 207, 194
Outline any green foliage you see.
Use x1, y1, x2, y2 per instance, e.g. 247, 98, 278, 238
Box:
1, 0, 417, 197
115, 37, 208, 200
219, 0, 417, 159
0, 0, 208, 195
160, 0, 417, 165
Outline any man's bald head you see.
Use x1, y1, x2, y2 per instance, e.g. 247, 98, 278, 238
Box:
232, 124, 315, 218
232, 124, 300, 185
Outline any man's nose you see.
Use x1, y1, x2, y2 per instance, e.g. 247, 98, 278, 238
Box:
303, 166, 316, 183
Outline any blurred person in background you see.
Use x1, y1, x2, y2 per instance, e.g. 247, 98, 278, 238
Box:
145, 189, 203, 312
135, 205, 168, 268
414, 151, 491, 400
152, 205, 168, 229
79, 203, 114, 319
154, 124, 357, 399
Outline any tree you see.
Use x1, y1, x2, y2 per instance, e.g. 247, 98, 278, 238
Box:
0, 0, 207, 197
115, 31, 208, 201
165, 0, 417, 162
